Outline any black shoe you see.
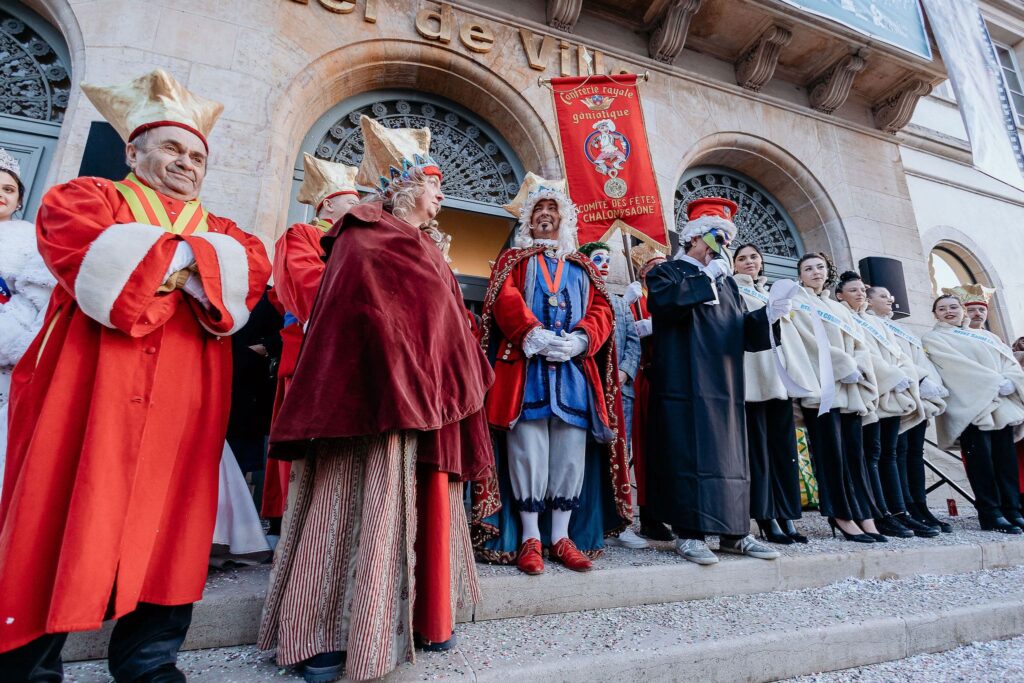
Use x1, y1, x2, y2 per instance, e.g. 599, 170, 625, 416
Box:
303, 651, 345, 683
781, 519, 808, 543
756, 519, 793, 545
894, 512, 940, 538
133, 664, 186, 683
828, 518, 874, 543
415, 631, 457, 652
979, 515, 1023, 534
875, 515, 913, 539
637, 513, 676, 542
865, 532, 889, 542
1004, 512, 1024, 531
909, 501, 952, 533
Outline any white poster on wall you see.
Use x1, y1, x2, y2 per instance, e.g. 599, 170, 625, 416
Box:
922, 0, 1024, 191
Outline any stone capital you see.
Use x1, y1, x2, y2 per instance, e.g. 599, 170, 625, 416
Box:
808, 50, 868, 114
872, 78, 932, 133
546, 0, 583, 33
735, 24, 793, 92
648, 0, 702, 64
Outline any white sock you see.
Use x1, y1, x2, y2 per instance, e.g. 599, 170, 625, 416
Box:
520, 511, 541, 542
551, 509, 572, 544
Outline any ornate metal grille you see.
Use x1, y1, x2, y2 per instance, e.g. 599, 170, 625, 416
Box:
674, 168, 801, 258
313, 98, 519, 206
0, 9, 70, 122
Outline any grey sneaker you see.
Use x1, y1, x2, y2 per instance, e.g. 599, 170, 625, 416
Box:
607, 527, 650, 549
674, 538, 719, 565
719, 534, 781, 560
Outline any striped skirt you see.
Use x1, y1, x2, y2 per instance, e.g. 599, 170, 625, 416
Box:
257, 431, 480, 681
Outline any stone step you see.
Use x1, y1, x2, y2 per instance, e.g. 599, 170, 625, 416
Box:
64, 514, 1024, 662
65, 565, 1024, 682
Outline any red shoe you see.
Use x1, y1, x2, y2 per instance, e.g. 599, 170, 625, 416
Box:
516, 538, 544, 575
551, 537, 593, 572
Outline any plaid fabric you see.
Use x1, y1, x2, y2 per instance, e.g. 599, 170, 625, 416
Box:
796, 427, 819, 510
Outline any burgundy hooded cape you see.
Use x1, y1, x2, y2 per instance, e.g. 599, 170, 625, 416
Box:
269, 200, 494, 481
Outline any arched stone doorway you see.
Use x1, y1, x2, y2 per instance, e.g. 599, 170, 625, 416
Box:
674, 132, 848, 274
675, 166, 804, 280
0, 2, 71, 218
929, 238, 1007, 340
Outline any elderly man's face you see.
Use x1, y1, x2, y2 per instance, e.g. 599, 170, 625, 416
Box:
530, 199, 561, 240
966, 304, 988, 329
413, 174, 444, 223
127, 127, 207, 201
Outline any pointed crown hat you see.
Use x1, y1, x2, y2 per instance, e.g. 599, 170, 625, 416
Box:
297, 153, 359, 210
629, 241, 668, 271
80, 69, 223, 151
942, 283, 995, 308
504, 172, 578, 257
355, 116, 441, 197
0, 148, 21, 181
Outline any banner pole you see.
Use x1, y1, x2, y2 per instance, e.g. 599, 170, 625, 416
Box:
539, 70, 650, 87
621, 231, 636, 282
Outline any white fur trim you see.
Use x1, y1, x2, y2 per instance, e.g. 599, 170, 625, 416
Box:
191, 232, 252, 336
75, 222, 166, 328
678, 215, 737, 244
513, 188, 579, 257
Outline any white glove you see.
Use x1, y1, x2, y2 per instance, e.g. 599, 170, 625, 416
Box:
623, 281, 644, 305
635, 318, 653, 338
538, 334, 573, 362
565, 331, 588, 358
999, 377, 1015, 396
547, 331, 588, 363
767, 296, 793, 324
704, 258, 732, 281
840, 371, 862, 384
919, 377, 942, 400
182, 272, 210, 309
164, 241, 195, 281
523, 328, 556, 357
894, 376, 912, 393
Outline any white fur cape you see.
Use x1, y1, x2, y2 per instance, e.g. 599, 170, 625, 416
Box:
923, 321, 1024, 449
0, 219, 56, 406
788, 286, 878, 415
734, 273, 789, 402
853, 307, 922, 430
884, 314, 947, 420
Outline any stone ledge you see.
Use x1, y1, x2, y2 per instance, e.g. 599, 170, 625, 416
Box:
64, 538, 1024, 662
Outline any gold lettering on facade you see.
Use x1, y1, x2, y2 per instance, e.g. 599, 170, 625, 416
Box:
518, 28, 558, 71
416, 2, 454, 44
318, 0, 356, 13
460, 22, 494, 53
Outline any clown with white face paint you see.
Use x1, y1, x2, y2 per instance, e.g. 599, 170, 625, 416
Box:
473, 173, 631, 576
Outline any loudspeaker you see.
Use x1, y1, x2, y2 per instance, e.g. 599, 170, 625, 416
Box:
78, 122, 130, 180
859, 256, 910, 319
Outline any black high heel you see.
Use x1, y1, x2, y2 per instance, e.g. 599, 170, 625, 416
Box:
909, 501, 952, 533
828, 517, 874, 543
781, 519, 808, 544
756, 519, 793, 545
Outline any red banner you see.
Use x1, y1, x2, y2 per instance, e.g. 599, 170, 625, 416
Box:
549, 74, 669, 248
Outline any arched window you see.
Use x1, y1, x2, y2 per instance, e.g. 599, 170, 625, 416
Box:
675, 166, 803, 280
929, 242, 1004, 338
293, 90, 525, 304
0, 5, 71, 218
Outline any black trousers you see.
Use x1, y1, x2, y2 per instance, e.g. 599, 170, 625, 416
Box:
0, 602, 193, 683
960, 424, 1021, 519
863, 416, 905, 516
897, 420, 928, 507
745, 399, 802, 521
801, 408, 875, 521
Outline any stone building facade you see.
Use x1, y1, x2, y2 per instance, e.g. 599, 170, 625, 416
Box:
2, 0, 989, 335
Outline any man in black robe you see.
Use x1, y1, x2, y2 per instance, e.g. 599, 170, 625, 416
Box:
645, 197, 794, 565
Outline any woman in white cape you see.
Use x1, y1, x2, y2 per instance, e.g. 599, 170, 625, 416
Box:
836, 272, 937, 539
733, 244, 808, 544
0, 150, 56, 493
866, 285, 952, 533
924, 294, 1024, 533
787, 253, 882, 542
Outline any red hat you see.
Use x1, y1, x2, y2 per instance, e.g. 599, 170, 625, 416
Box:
687, 197, 739, 222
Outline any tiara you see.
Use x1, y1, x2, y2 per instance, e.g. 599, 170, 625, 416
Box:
0, 149, 20, 178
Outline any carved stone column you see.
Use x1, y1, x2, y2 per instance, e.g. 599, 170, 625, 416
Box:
547, 0, 583, 32
808, 50, 868, 114
872, 78, 932, 133
735, 25, 793, 92
648, 0, 702, 64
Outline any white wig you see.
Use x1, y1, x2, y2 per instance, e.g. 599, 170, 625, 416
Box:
677, 214, 738, 245
513, 187, 579, 258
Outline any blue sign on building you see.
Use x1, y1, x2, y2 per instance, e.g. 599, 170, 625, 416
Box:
779, 0, 932, 60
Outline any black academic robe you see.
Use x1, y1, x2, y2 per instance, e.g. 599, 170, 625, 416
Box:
645, 258, 774, 535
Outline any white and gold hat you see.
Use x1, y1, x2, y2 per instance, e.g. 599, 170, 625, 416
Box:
629, 241, 668, 272
355, 115, 441, 197
942, 283, 995, 308
502, 172, 568, 218
506, 172, 578, 255
81, 69, 223, 151
297, 153, 359, 211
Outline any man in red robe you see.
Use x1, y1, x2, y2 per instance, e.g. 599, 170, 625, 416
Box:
261, 153, 360, 528
0, 69, 270, 682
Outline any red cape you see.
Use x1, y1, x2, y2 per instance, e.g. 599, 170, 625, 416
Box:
269, 201, 494, 480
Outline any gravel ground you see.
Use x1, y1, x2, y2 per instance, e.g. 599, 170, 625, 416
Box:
786, 635, 1024, 682
66, 564, 1024, 682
